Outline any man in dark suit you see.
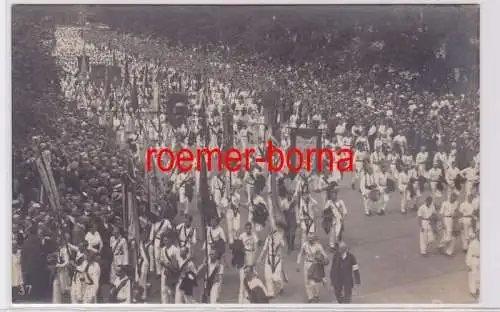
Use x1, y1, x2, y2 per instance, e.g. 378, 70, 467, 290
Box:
21, 225, 47, 301
329, 241, 360, 303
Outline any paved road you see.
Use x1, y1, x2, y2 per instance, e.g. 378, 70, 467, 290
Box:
145, 171, 476, 304
16, 172, 474, 304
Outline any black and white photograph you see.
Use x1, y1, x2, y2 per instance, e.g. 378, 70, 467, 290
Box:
11, 4, 480, 304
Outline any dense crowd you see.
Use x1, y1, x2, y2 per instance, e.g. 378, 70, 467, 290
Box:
12, 9, 479, 304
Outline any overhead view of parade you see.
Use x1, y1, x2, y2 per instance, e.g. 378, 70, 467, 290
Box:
11, 5, 479, 304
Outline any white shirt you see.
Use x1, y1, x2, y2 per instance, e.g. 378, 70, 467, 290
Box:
325, 199, 344, 223
110, 236, 129, 265
207, 226, 226, 245
402, 154, 414, 166
176, 223, 197, 248
298, 196, 317, 220
239, 232, 259, 265
161, 245, 180, 268
393, 134, 407, 146
461, 167, 479, 183
466, 238, 480, 268
261, 232, 285, 264
427, 168, 443, 182
335, 123, 346, 135
85, 231, 103, 252
446, 166, 460, 183
440, 200, 458, 217
297, 242, 327, 264
397, 171, 410, 186
376, 171, 390, 188
416, 152, 428, 164
360, 171, 376, 194
418, 204, 436, 230
112, 275, 131, 303
459, 201, 475, 218
149, 219, 172, 242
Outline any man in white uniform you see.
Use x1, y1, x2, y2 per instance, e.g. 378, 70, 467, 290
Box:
360, 164, 378, 216
198, 249, 224, 303
110, 265, 130, 303
461, 161, 479, 198
176, 214, 197, 252
238, 222, 259, 303
459, 194, 476, 252
296, 234, 327, 303
418, 197, 436, 256
226, 192, 242, 244
439, 193, 459, 256
466, 229, 480, 298
159, 233, 180, 304
110, 227, 129, 283
427, 163, 444, 199
149, 216, 172, 276
416, 146, 429, 177
257, 223, 286, 298
324, 189, 347, 250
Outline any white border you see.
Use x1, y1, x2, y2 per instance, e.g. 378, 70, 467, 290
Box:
3, 0, 500, 310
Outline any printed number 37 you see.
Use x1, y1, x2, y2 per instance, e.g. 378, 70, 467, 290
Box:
18, 284, 32, 296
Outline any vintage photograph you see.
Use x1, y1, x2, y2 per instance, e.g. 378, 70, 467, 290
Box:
11, 4, 479, 304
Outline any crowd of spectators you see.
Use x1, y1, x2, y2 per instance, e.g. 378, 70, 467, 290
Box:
12, 6, 479, 302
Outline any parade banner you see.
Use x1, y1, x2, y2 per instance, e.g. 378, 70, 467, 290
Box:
35, 151, 61, 211
152, 78, 160, 110
166, 93, 189, 128
90, 63, 107, 81
76, 55, 90, 77
290, 128, 322, 176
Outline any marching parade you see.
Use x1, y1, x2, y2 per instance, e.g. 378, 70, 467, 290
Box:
12, 6, 479, 304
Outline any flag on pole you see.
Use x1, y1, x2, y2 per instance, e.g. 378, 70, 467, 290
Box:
123, 154, 141, 271
35, 150, 61, 211
77, 54, 90, 80
130, 74, 139, 113
198, 85, 218, 225
103, 66, 110, 100
152, 70, 160, 110
143, 65, 149, 89
122, 58, 130, 88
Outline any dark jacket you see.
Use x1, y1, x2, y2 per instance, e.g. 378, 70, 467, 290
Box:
21, 234, 45, 273
330, 251, 361, 289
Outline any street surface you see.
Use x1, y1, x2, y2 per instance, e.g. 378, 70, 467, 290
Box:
146, 171, 476, 304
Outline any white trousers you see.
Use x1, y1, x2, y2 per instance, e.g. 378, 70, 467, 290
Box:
439, 217, 456, 255
82, 282, 99, 304
226, 210, 241, 244
70, 277, 85, 303
461, 218, 473, 251
430, 181, 442, 198
208, 282, 222, 303
52, 269, 69, 303
328, 222, 343, 248
303, 261, 320, 300
300, 219, 315, 247
420, 222, 435, 254
264, 258, 283, 297
148, 240, 162, 275
468, 262, 480, 295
